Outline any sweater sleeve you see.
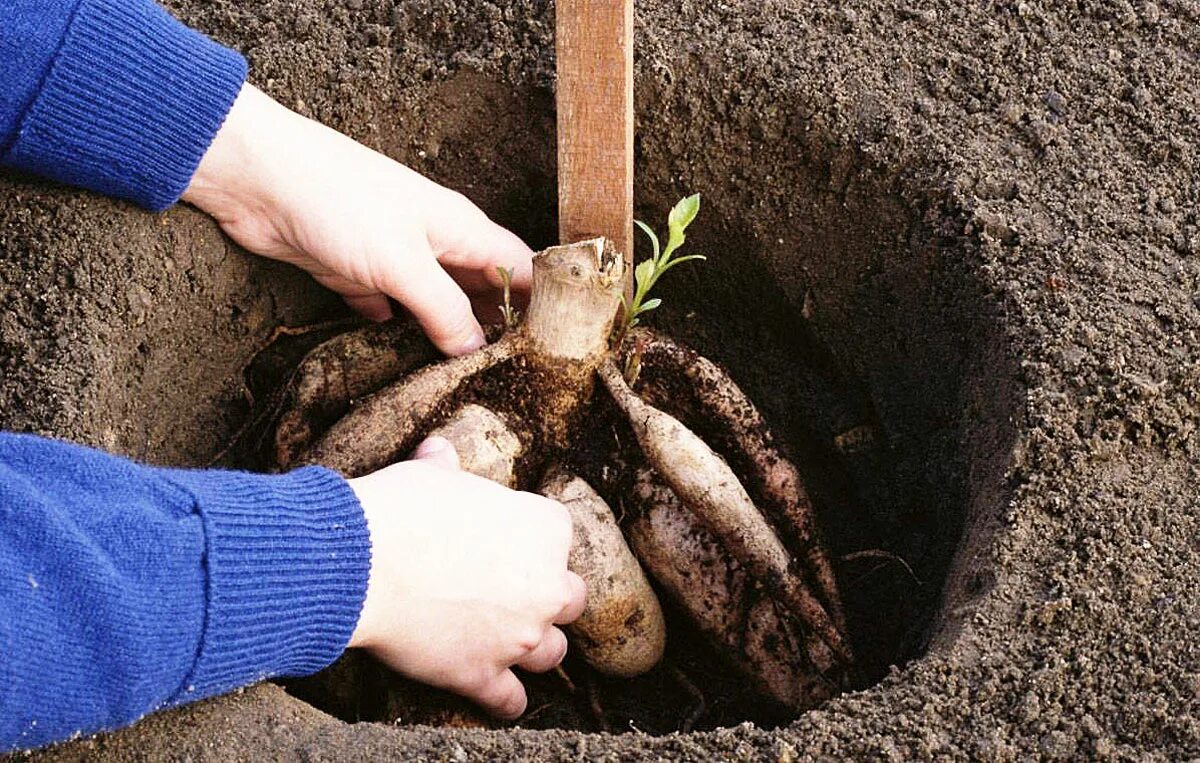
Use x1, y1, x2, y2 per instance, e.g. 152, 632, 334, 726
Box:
0, 433, 371, 753
0, 0, 247, 211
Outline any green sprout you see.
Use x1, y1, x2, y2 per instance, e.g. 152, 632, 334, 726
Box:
496, 266, 520, 329
616, 193, 706, 347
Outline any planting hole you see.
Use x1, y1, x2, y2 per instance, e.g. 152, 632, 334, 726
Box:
220, 71, 1019, 735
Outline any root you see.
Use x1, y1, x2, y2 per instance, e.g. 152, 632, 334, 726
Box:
669, 667, 707, 733
599, 359, 852, 666
540, 466, 666, 678
209, 318, 375, 468
585, 677, 611, 733
553, 665, 578, 694
842, 549, 924, 588
264, 317, 361, 343
276, 320, 436, 468
303, 334, 520, 477
521, 702, 553, 724
629, 328, 848, 635
629, 468, 838, 710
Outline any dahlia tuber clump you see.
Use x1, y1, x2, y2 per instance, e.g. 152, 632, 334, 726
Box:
273, 200, 852, 714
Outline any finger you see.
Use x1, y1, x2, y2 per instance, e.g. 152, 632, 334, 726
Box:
470, 669, 528, 720
553, 572, 588, 625
443, 263, 505, 296
343, 292, 394, 322
410, 436, 460, 470
381, 242, 486, 356
516, 627, 569, 673
477, 230, 534, 295
428, 194, 535, 294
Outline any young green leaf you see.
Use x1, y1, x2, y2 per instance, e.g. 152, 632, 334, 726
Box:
634, 259, 657, 293
635, 219, 661, 263
658, 253, 707, 275
664, 193, 700, 259
668, 193, 700, 233
615, 193, 707, 355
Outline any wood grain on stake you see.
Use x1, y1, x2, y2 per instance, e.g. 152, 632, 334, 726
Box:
556, 0, 635, 290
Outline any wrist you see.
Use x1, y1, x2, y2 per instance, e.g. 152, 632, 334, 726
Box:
153, 465, 371, 696
182, 83, 291, 228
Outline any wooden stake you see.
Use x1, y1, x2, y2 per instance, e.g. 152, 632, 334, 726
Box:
556, 0, 635, 297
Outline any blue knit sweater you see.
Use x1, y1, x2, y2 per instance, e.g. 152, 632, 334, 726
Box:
1, 0, 373, 752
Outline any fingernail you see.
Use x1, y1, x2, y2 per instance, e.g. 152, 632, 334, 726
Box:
413, 436, 451, 458
456, 329, 486, 355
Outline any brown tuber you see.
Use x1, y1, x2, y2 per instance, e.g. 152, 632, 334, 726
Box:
628, 468, 835, 709
540, 466, 666, 678
426, 403, 523, 488
303, 335, 519, 477
630, 329, 847, 634
598, 359, 850, 663
275, 320, 436, 469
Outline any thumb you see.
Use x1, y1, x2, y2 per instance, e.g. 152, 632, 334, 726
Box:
410, 436, 460, 470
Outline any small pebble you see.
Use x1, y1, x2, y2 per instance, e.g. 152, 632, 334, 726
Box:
899, 7, 937, 23
1000, 102, 1024, 124
1043, 89, 1066, 116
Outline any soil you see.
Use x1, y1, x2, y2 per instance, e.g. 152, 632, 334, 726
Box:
2, 0, 1199, 759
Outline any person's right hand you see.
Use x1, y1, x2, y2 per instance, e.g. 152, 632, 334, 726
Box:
183, 84, 535, 357
345, 437, 587, 720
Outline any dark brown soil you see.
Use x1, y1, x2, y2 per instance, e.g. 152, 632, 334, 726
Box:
3, 0, 1199, 758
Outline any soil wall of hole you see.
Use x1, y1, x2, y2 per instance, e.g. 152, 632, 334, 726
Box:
0, 0, 1069, 757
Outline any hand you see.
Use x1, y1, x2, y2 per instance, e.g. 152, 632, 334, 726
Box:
345, 437, 587, 719
183, 84, 534, 356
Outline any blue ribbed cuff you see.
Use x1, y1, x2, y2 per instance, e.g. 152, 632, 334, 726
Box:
156, 466, 370, 703
1, 0, 247, 211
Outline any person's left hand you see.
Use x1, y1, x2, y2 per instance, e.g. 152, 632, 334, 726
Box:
183, 83, 534, 356
345, 436, 587, 720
